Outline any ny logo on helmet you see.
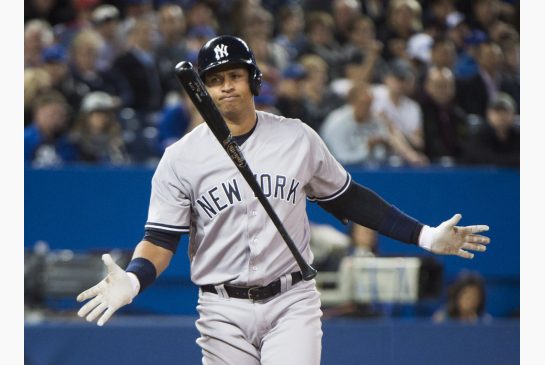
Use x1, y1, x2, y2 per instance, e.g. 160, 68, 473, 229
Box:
214, 44, 229, 60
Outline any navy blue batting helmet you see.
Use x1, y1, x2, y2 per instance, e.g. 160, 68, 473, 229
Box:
197, 35, 263, 95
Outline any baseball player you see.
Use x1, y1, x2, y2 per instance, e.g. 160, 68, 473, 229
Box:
77, 35, 491, 365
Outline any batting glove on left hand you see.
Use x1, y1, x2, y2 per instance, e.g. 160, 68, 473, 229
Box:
419, 214, 490, 259
76, 254, 139, 326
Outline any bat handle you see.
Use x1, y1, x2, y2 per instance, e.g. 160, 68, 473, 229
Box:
300, 263, 318, 281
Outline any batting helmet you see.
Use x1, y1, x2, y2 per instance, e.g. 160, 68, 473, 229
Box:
197, 35, 263, 95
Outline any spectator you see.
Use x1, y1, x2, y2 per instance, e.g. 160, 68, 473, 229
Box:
348, 223, 378, 257
91, 4, 123, 72
155, 3, 189, 96
24, 91, 77, 166
299, 54, 344, 132
462, 93, 519, 168
468, 0, 501, 34
378, 0, 423, 62
254, 81, 280, 115
322, 83, 426, 166
273, 5, 307, 63
433, 271, 492, 324
321, 83, 391, 165
274, 63, 312, 127
430, 37, 457, 71
456, 40, 519, 118
70, 91, 130, 165
419, 67, 468, 164
301, 11, 346, 80
331, 0, 363, 45
41, 44, 83, 112
113, 17, 164, 113
24, 19, 54, 68
372, 59, 425, 151
24, 67, 52, 127
341, 15, 389, 84
69, 29, 130, 106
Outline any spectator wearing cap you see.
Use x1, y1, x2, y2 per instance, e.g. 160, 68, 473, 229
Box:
461, 93, 519, 168
24, 91, 78, 166
419, 67, 468, 164
156, 3, 189, 96
41, 44, 83, 112
456, 40, 519, 118
91, 4, 122, 72
372, 59, 426, 154
70, 91, 130, 164
274, 63, 313, 129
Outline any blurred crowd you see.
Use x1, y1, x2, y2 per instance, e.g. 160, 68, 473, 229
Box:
24, 0, 520, 168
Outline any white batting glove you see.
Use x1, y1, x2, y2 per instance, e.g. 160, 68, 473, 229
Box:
76, 254, 140, 326
418, 214, 490, 259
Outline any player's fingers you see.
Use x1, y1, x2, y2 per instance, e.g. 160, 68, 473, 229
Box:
465, 234, 491, 244
462, 242, 487, 252
456, 249, 474, 259
443, 214, 462, 228
459, 225, 489, 235
77, 296, 102, 318
102, 254, 120, 273
77, 284, 100, 302
97, 307, 117, 327
86, 302, 108, 323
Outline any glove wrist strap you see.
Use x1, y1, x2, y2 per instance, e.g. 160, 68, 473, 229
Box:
126, 257, 157, 294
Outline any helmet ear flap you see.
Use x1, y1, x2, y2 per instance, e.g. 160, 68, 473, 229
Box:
250, 67, 262, 96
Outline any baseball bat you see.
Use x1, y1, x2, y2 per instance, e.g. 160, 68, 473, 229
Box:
174, 61, 317, 281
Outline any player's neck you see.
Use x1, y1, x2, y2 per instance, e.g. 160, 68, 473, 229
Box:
225, 110, 258, 136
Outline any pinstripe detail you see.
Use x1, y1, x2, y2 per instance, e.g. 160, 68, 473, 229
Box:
307, 173, 352, 202
145, 222, 190, 232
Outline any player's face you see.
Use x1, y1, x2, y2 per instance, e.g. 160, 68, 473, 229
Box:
204, 66, 254, 119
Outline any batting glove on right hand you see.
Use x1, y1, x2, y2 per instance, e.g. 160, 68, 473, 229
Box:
76, 254, 139, 326
418, 214, 490, 259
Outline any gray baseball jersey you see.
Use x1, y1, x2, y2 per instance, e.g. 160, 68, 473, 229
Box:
145, 110, 350, 287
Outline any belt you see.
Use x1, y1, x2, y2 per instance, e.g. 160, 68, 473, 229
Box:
200, 271, 303, 301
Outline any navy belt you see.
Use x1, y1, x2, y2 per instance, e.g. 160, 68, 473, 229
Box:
201, 271, 303, 301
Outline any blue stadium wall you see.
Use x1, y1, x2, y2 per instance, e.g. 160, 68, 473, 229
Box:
24, 165, 520, 317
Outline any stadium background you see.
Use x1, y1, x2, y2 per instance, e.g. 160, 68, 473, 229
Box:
24, 0, 520, 364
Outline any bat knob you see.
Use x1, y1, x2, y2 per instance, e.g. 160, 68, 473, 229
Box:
175, 61, 194, 72
302, 265, 318, 281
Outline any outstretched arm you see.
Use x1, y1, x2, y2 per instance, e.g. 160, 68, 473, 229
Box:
318, 181, 490, 259
76, 240, 173, 326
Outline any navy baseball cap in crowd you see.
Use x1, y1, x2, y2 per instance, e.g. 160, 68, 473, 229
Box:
488, 93, 516, 112
386, 59, 414, 80
464, 30, 488, 46
282, 63, 307, 80
42, 45, 67, 63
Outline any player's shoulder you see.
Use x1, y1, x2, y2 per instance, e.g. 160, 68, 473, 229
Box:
162, 123, 210, 159
256, 110, 314, 137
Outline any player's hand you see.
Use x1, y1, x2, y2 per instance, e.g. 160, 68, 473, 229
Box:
76, 254, 139, 326
419, 214, 490, 259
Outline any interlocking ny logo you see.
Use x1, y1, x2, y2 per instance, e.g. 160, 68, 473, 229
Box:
214, 44, 229, 60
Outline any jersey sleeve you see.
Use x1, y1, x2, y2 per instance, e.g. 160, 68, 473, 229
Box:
303, 124, 351, 202
145, 149, 191, 234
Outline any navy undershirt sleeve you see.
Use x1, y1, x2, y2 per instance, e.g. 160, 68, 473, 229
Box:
143, 228, 183, 253
317, 181, 423, 244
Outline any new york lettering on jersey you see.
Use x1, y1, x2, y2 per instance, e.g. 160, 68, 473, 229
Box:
195, 174, 301, 219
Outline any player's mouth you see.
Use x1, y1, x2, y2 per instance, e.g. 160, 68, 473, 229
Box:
219, 95, 239, 101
